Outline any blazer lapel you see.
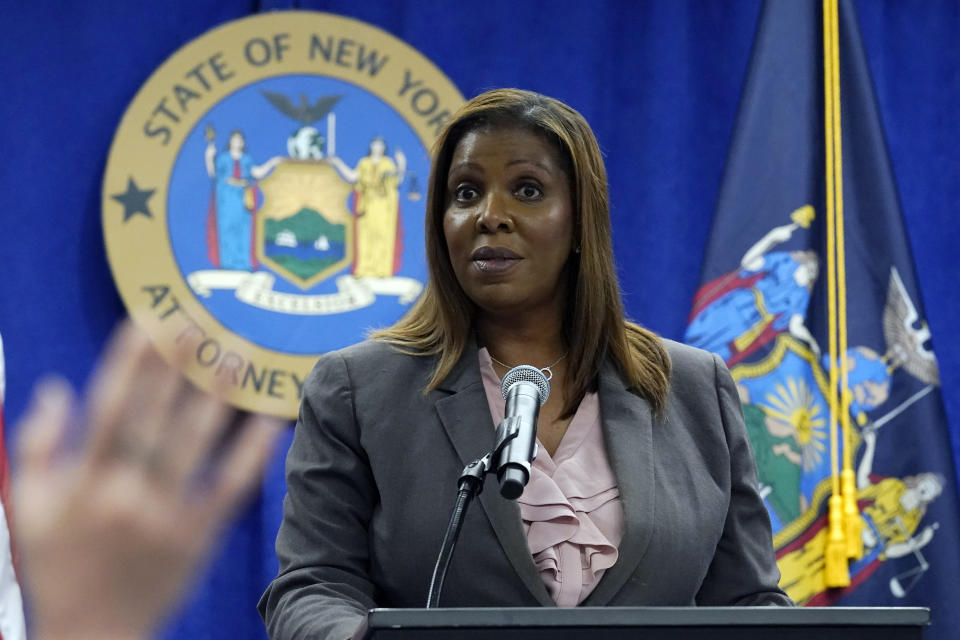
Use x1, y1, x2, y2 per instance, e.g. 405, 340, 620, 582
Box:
433, 341, 554, 606
581, 358, 657, 606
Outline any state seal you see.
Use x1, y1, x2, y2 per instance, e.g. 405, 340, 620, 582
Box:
102, 11, 464, 417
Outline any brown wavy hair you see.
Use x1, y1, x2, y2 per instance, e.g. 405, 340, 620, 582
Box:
372, 88, 670, 416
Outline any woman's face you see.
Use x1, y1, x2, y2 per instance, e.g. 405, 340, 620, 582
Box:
229, 133, 244, 152
442, 126, 575, 320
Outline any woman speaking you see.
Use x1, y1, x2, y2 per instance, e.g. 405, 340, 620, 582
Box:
259, 88, 791, 640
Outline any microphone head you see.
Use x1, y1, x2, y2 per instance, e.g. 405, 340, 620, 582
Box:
500, 365, 550, 406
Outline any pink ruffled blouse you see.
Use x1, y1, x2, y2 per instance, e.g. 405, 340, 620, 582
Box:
478, 349, 624, 606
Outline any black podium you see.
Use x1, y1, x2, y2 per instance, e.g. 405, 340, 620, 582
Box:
355, 606, 929, 639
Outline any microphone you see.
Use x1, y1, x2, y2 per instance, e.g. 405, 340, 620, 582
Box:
495, 365, 550, 499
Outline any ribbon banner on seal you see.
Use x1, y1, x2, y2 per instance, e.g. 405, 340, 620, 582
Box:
187, 271, 423, 315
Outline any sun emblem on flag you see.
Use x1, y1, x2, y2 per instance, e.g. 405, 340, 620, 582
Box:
760, 377, 827, 472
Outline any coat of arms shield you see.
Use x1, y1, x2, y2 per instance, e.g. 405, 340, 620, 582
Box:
256, 161, 353, 290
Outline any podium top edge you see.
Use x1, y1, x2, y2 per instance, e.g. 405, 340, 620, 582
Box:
367, 606, 931, 628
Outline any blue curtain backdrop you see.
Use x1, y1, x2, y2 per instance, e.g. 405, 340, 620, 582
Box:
1, 1, 957, 638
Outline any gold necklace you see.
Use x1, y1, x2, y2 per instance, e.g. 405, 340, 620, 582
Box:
488, 351, 568, 381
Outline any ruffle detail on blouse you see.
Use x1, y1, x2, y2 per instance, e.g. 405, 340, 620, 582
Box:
517, 444, 621, 606
476, 348, 623, 607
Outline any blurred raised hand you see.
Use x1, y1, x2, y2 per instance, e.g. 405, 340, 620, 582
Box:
14, 322, 282, 640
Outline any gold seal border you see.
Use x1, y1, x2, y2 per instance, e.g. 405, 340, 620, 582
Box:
102, 11, 464, 417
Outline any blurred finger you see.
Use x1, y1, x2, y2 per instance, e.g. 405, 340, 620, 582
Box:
84, 322, 155, 462
204, 416, 282, 526
145, 336, 232, 486
16, 377, 74, 473
158, 390, 231, 490
122, 348, 190, 465
84, 320, 142, 403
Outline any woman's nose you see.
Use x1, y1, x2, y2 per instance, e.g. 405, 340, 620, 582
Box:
475, 190, 514, 233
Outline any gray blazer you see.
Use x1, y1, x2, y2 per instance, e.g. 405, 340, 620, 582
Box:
259, 338, 791, 640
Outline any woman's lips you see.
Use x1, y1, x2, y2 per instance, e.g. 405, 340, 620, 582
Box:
471, 246, 521, 274
474, 257, 521, 274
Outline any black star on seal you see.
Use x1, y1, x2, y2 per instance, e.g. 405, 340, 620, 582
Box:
112, 177, 155, 221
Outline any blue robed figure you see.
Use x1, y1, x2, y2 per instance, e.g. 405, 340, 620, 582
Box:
204, 129, 281, 270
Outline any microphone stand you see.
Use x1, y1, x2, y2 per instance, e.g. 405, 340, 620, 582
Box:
425, 416, 523, 608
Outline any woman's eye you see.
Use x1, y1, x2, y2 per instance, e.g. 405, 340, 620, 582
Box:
455, 185, 479, 201
516, 183, 543, 200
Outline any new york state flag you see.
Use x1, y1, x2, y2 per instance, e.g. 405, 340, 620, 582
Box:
684, 2, 960, 639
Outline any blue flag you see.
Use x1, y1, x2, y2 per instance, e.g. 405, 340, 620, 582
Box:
684, 1, 960, 635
